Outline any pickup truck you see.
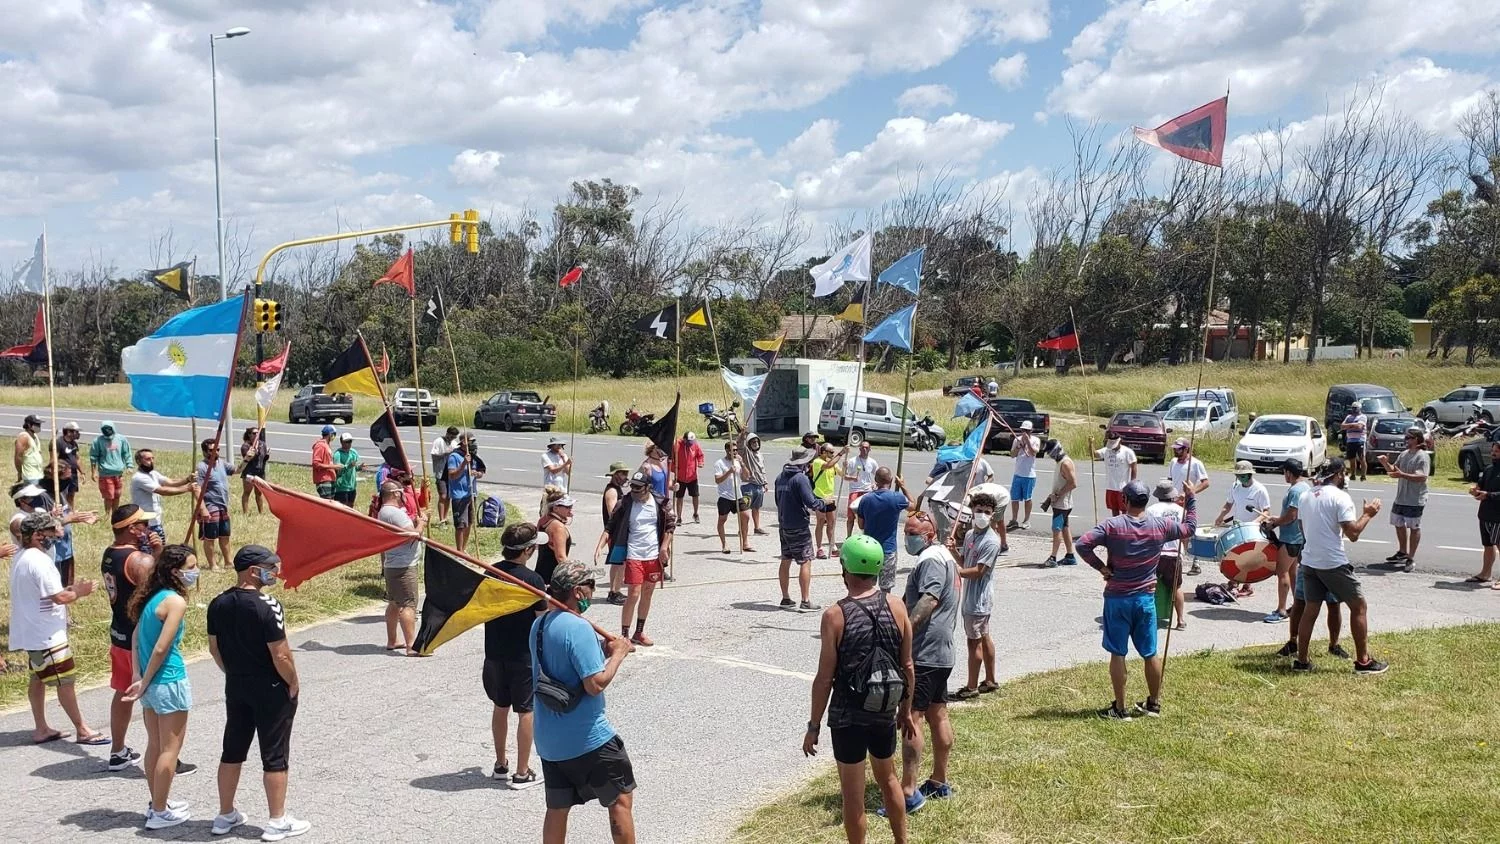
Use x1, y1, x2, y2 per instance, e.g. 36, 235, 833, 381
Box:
980, 398, 1050, 453
288, 384, 354, 425
393, 387, 440, 426
943, 375, 985, 397
474, 390, 558, 432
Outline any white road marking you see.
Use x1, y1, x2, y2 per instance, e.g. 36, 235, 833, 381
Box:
1438, 545, 1483, 553
637, 644, 815, 682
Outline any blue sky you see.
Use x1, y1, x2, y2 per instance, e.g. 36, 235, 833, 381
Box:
2, 0, 1498, 281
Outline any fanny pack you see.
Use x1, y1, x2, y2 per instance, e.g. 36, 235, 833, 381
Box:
532, 613, 584, 714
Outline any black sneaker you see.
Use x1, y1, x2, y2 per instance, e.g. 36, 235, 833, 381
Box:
1328, 643, 1351, 659
779, 597, 795, 609
1292, 660, 1313, 672
1096, 703, 1132, 721
1354, 658, 1390, 676
1131, 699, 1162, 718
1384, 552, 1408, 564
1187, 563, 1201, 576
490, 763, 509, 781
107, 747, 141, 772
1275, 641, 1297, 658
174, 761, 198, 777
1042, 556, 1057, 569
1005, 520, 1021, 531
1400, 559, 1415, 573
606, 591, 626, 606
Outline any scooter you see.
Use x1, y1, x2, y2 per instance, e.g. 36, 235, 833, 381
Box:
911, 413, 944, 451
702, 400, 741, 439
619, 401, 656, 437
588, 402, 611, 433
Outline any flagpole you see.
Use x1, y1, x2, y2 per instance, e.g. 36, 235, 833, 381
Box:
183, 292, 251, 548
186, 265, 200, 489
438, 299, 477, 534
704, 300, 747, 555
40, 225, 60, 512
832, 279, 870, 553
408, 288, 430, 509
944, 409, 996, 548
1068, 306, 1099, 524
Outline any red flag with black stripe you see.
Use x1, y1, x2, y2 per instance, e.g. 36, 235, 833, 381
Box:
1036, 320, 1079, 351
1133, 97, 1228, 167
0, 305, 47, 365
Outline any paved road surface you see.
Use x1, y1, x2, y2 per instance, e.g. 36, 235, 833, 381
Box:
3, 481, 1499, 843
2, 404, 1488, 575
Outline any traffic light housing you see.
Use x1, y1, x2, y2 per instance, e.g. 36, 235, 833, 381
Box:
253, 298, 281, 333
464, 209, 480, 254
449, 212, 462, 245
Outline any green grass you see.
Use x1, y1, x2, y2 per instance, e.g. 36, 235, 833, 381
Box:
735, 623, 1500, 844
0, 436, 515, 707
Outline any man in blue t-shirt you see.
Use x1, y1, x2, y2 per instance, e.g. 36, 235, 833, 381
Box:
854, 468, 910, 593
445, 436, 485, 553
531, 562, 634, 843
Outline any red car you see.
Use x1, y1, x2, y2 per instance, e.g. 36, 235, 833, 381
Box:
1101, 411, 1171, 463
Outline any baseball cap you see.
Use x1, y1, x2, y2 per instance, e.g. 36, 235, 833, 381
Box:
321, 425, 337, 436
110, 504, 156, 530
1152, 478, 1177, 502
605, 461, 631, 476
11, 483, 45, 501
1281, 457, 1307, 476
1019, 420, 1033, 431
23, 413, 42, 427
788, 447, 814, 466
628, 471, 650, 488
685, 431, 696, 441
1171, 437, 1189, 450
18, 511, 60, 536
1317, 456, 1346, 481
62, 421, 80, 432
233, 545, 282, 572
550, 561, 599, 593
1233, 460, 1254, 474
339, 432, 354, 442
1123, 480, 1150, 507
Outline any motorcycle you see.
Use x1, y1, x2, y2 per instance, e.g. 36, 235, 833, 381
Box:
911, 413, 945, 451
588, 401, 611, 434
701, 400, 741, 439
1431, 403, 1494, 440
619, 401, 656, 437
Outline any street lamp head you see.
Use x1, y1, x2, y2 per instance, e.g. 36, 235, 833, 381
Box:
224, 26, 251, 38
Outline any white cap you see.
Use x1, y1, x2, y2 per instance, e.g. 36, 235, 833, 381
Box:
1020, 420, 1033, 431
339, 432, 354, 442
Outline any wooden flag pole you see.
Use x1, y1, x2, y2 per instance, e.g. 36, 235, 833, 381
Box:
830, 279, 870, 554
409, 293, 430, 502
896, 354, 913, 480
1069, 305, 1099, 524
704, 300, 747, 556
40, 225, 60, 510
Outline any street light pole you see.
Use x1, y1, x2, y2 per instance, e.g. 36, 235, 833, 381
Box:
210, 26, 249, 435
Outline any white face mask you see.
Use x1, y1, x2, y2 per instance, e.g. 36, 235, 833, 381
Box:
972, 511, 993, 530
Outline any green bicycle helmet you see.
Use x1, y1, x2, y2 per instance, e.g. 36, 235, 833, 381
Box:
839, 534, 885, 576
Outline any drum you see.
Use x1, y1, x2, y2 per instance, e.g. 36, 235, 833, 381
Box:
1216, 522, 1275, 583
1190, 527, 1220, 560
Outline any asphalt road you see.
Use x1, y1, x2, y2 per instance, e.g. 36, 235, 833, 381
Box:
0, 404, 1489, 574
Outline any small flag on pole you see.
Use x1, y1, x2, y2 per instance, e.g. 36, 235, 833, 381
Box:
559, 264, 587, 287
750, 335, 784, 369
1133, 97, 1228, 167
369, 407, 410, 475
120, 295, 244, 420
254, 343, 291, 411
375, 345, 390, 377
423, 287, 447, 324
375, 249, 415, 297
11, 235, 45, 293
146, 262, 193, 301
633, 303, 680, 342
862, 303, 916, 352
810, 233, 872, 297
637, 394, 681, 455
877, 247, 924, 294
322, 337, 383, 398
684, 302, 710, 328
1036, 320, 1079, 351
835, 284, 866, 323
0, 305, 48, 365
252, 478, 415, 588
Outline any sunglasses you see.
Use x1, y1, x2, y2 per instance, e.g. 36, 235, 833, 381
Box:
629, 483, 647, 491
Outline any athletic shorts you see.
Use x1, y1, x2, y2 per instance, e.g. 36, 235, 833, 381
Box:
199, 509, 231, 540
962, 613, 990, 640
141, 678, 193, 715
1101, 593, 1157, 658
624, 558, 663, 586
1280, 541, 1304, 560
829, 722, 898, 765
1300, 564, 1363, 604
1294, 566, 1340, 605
1344, 442, 1364, 459
315, 482, 335, 500
717, 496, 747, 516
242, 463, 267, 479
780, 527, 814, 563
912, 665, 951, 711
847, 491, 867, 516
742, 482, 765, 509
55, 556, 75, 587
451, 496, 474, 529
97, 475, 123, 500
1105, 489, 1125, 512
674, 479, 699, 499
28, 643, 76, 687
1051, 509, 1072, 533
543, 735, 636, 810
1010, 476, 1036, 502
333, 489, 357, 507
1390, 504, 1423, 529
482, 657, 534, 713
222, 676, 299, 772
1482, 520, 1500, 548
110, 644, 133, 693
60, 475, 79, 497
384, 566, 418, 609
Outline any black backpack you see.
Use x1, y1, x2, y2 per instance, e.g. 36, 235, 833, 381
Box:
840, 597, 906, 716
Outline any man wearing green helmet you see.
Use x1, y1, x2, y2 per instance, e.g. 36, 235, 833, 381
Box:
804, 534, 917, 843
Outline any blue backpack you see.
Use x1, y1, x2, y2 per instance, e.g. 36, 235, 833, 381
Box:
479, 495, 504, 528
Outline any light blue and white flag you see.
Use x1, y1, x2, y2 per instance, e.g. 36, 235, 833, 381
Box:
11, 234, 45, 292
952, 391, 985, 419
877, 246, 923, 295
810, 232, 871, 297
862, 302, 916, 351
936, 418, 987, 466
720, 367, 766, 405
121, 295, 245, 420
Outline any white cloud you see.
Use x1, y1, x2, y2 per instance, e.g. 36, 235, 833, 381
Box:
988, 53, 1028, 90
895, 85, 958, 114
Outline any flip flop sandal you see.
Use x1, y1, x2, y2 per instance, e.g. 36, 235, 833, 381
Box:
34, 731, 70, 744
1464, 576, 1491, 583
76, 732, 111, 746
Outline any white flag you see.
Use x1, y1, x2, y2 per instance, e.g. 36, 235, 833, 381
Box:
255, 370, 284, 411
809, 232, 871, 297
11, 234, 45, 293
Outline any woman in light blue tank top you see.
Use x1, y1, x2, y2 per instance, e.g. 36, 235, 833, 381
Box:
124, 544, 198, 829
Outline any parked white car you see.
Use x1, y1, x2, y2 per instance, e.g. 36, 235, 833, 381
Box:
1419, 386, 1485, 425
1160, 400, 1237, 438
1234, 414, 1328, 472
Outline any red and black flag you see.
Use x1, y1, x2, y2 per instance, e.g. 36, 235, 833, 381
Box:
1036, 320, 1079, 351
0, 305, 48, 365
1133, 96, 1228, 167
638, 393, 680, 455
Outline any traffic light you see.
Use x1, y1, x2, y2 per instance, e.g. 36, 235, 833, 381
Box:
464, 209, 480, 254
449, 212, 462, 245
252, 298, 282, 332
267, 300, 281, 332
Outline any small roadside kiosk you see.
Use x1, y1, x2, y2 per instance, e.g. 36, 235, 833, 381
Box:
726, 356, 859, 438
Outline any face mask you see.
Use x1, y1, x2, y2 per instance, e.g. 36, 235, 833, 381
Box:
1336, 476, 1347, 490
577, 598, 592, 614
1238, 476, 1252, 487
180, 569, 200, 587
905, 534, 927, 555
38, 536, 56, 550
257, 567, 279, 586
972, 511, 993, 529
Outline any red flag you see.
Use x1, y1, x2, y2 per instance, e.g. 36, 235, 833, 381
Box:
559, 264, 586, 287
375, 345, 390, 377
1036, 320, 1080, 351
1133, 96, 1228, 167
251, 478, 414, 588
375, 249, 415, 297
255, 342, 290, 375
0, 305, 47, 363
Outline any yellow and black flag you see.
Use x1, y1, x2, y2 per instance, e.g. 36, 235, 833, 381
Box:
413, 544, 546, 654
835, 283, 866, 323
322, 336, 383, 398
684, 301, 710, 329
147, 262, 193, 301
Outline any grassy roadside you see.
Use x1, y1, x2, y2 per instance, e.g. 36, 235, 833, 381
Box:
735, 623, 1500, 844
0, 436, 514, 708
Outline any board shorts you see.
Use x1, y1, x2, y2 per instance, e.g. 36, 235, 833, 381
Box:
482, 657, 534, 713
780, 527, 814, 563
451, 496, 474, 529
315, 482, 335, 500
829, 722, 898, 765
97, 475, 123, 501
674, 479, 699, 499
29, 643, 77, 686
847, 491, 867, 516
1390, 504, 1423, 529
1156, 554, 1182, 589
1102, 593, 1157, 658
717, 496, 747, 516
384, 566, 418, 608
962, 613, 990, 640
198, 509, 231, 540
222, 676, 298, 772
1482, 520, 1500, 548
1344, 442, 1364, 459
1294, 565, 1340, 605
1105, 489, 1125, 512
742, 482, 765, 509
624, 558, 663, 586
1300, 564, 1362, 604
110, 644, 134, 692
912, 665, 951, 711
543, 735, 636, 810
1010, 475, 1036, 502
1051, 509, 1071, 533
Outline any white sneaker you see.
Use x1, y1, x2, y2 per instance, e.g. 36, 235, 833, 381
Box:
261, 815, 311, 842
212, 809, 246, 835
144, 806, 191, 830
143, 800, 189, 819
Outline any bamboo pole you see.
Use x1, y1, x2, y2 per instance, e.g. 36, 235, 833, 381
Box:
896, 353, 913, 478
409, 292, 430, 516
1070, 305, 1099, 524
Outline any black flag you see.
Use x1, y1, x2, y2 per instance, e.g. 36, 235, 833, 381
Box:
637, 394, 680, 455
369, 407, 410, 474
424, 287, 447, 324
632, 303, 679, 343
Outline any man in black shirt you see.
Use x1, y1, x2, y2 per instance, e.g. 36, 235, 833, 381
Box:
54, 421, 82, 508
206, 545, 311, 841
484, 523, 550, 789
1470, 439, 1500, 585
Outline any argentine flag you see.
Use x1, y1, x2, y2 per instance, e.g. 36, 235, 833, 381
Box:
121, 295, 245, 420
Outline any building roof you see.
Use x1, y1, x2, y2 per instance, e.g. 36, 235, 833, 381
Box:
779, 314, 845, 343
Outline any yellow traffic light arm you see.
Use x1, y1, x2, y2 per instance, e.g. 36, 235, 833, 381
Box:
251, 211, 483, 290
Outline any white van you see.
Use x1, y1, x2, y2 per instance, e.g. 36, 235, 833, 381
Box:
1151, 387, 1239, 430
818, 389, 926, 446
